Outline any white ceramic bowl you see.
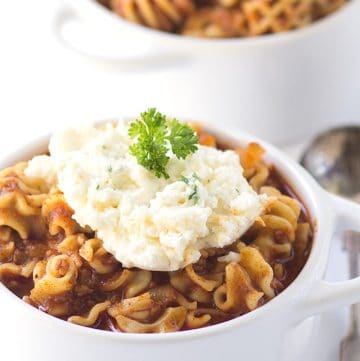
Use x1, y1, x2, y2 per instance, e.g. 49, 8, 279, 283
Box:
0, 122, 360, 361
55, 1, 360, 144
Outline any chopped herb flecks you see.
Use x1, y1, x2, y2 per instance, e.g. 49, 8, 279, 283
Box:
180, 173, 201, 204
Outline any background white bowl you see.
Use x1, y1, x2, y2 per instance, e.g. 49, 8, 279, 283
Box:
55, 0, 360, 144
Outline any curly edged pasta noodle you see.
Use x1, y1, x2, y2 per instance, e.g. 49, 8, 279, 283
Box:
0, 127, 312, 333
181, 7, 248, 38
110, 0, 195, 32
98, 0, 349, 37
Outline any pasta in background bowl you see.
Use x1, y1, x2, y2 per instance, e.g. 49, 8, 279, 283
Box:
99, 0, 349, 38
0, 117, 359, 361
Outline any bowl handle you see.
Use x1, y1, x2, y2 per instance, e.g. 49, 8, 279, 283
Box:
52, 5, 185, 70
329, 194, 360, 234
294, 193, 360, 322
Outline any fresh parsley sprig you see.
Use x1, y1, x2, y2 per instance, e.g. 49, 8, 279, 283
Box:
128, 108, 199, 179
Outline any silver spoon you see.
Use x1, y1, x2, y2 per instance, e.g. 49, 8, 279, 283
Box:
300, 126, 360, 361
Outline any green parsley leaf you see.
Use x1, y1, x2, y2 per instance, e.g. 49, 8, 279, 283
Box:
128, 108, 169, 178
166, 119, 198, 160
128, 108, 198, 179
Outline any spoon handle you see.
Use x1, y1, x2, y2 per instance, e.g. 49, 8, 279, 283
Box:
344, 231, 360, 334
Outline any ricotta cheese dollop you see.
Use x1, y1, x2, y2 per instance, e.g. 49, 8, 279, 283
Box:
26, 121, 266, 271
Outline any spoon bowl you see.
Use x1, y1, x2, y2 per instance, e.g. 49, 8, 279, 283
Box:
300, 126, 360, 199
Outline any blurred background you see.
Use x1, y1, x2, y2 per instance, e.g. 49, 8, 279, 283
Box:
1, 0, 360, 154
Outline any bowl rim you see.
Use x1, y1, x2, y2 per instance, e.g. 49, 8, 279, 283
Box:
0, 122, 333, 342
75, 0, 356, 49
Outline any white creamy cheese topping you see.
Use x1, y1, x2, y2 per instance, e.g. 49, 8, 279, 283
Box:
26, 121, 266, 271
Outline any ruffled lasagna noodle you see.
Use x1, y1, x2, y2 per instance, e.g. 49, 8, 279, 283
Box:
0, 126, 312, 333
99, 0, 348, 38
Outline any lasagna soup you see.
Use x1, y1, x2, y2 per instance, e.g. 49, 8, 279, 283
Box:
98, 0, 348, 38
0, 111, 312, 333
